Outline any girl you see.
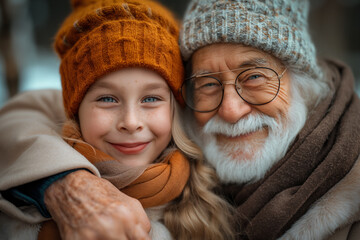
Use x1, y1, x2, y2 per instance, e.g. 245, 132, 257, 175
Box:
39, 0, 235, 239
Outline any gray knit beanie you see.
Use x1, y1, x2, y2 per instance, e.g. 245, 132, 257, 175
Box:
180, 0, 322, 79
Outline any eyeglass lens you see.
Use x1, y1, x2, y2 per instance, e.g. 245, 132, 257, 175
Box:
181, 67, 280, 112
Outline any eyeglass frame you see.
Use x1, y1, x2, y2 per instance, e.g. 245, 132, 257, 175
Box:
179, 66, 288, 113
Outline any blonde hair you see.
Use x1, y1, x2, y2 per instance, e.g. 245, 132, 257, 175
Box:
163, 94, 236, 240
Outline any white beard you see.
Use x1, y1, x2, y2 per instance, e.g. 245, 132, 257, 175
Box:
185, 86, 308, 184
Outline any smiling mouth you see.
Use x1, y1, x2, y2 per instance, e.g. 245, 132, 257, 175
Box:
111, 142, 149, 154
217, 132, 256, 142
216, 127, 268, 143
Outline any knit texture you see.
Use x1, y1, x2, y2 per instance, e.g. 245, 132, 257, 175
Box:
55, 0, 184, 118
180, 0, 322, 79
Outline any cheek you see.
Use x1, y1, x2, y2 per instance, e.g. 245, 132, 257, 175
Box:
146, 106, 172, 140
194, 111, 216, 127
256, 79, 291, 118
79, 106, 114, 145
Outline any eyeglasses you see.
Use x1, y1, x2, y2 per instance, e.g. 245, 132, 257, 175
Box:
180, 67, 287, 112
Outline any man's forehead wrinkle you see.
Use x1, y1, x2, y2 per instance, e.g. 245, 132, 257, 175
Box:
190, 45, 279, 76
192, 57, 270, 76
235, 58, 269, 68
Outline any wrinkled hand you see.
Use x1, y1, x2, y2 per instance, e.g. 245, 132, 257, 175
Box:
44, 170, 151, 240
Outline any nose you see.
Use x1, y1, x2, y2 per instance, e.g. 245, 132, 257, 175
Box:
217, 84, 252, 124
117, 105, 143, 133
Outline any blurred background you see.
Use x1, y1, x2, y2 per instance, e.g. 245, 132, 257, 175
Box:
0, 0, 359, 107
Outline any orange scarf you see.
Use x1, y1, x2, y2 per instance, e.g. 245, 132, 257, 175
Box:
38, 121, 190, 239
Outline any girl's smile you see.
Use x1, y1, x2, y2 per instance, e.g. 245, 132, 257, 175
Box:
110, 142, 150, 155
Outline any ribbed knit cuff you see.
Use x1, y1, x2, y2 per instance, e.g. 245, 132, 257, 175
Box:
1, 169, 84, 218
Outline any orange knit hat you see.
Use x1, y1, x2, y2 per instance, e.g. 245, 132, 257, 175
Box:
55, 0, 184, 118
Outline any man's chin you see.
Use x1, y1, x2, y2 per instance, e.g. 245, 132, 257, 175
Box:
217, 137, 265, 163
201, 138, 271, 184
226, 150, 256, 162
219, 144, 256, 162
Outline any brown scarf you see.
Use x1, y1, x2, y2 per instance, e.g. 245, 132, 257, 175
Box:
222, 59, 360, 240
38, 121, 190, 240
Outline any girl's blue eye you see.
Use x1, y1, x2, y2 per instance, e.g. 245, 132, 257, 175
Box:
98, 96, 116, 103
142, 97, 159, 103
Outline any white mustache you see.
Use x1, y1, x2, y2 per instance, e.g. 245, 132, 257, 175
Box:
203, 113, 279, 137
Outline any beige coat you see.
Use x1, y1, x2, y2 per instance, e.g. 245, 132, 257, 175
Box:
0, 89, 359, 240
0, 90, 174, 240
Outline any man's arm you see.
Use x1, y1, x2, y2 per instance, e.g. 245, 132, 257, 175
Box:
45, 170, 151, 240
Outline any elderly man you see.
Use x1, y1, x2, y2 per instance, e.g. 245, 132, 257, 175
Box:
178, 0, 360, 239
1, 0, 360, 239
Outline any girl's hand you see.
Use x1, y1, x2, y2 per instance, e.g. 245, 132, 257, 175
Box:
44, 170, 151, 240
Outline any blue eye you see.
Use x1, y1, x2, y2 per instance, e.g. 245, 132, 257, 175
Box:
248, 74, 262, 80
202, 82, 219, 88
194, 77, 221, 91
142, 96, 160, 103
98, 96, 116, 103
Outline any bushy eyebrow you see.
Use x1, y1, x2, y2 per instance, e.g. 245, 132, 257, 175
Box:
239, 58, 268, 68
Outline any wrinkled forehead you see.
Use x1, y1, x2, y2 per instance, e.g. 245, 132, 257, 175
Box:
188, 43, 284, 76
